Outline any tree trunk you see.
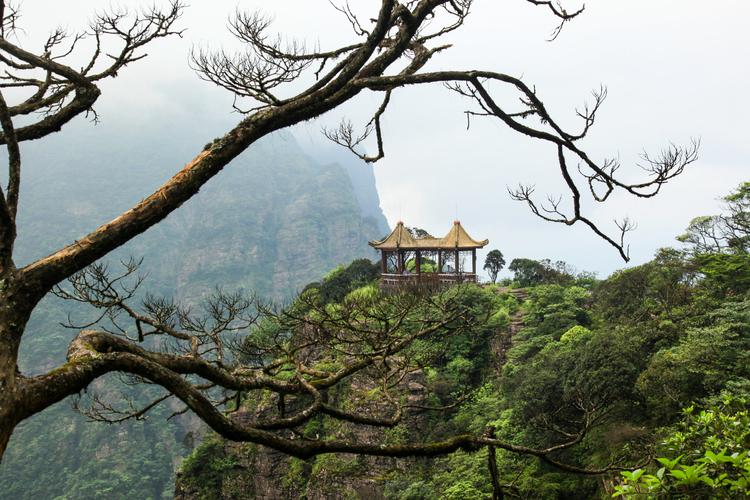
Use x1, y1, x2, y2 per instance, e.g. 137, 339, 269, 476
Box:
0, 330, 21, 462
0, 413, 13, 463
0, 272, 35, 461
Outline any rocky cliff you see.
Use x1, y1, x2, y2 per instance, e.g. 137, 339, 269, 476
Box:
174, 370, 431, 500
0, 119, 389, 499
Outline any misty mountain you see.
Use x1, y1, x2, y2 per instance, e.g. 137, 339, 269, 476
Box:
0, 117, 389, 499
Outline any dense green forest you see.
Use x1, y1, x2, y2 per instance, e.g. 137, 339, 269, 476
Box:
176, 183, 750, 499
0, 127, 388, 499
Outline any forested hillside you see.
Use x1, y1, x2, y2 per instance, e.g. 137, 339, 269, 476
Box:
175, 184, 750, 499
0, 124, 389, 499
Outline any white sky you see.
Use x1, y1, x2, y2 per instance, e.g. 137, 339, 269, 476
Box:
16, 1, 750, 277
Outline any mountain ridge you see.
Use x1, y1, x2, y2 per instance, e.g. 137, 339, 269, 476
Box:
0, 116, 390, 499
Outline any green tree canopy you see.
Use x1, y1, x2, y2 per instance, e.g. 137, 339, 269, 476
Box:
508, 258, 575, 287
678, 181, 750, 254
483, 249, 506, 284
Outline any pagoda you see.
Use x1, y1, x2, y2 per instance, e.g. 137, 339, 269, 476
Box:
369, 221, 489, 289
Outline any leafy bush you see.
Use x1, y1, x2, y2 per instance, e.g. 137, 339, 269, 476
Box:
179, 436, 238, 497
696, 252, 750, 296
304, 258, 380, 304
614, 396, 750, 498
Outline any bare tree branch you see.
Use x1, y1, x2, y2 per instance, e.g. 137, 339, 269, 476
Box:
0, 0, 696, 472
525, 0, 585, 40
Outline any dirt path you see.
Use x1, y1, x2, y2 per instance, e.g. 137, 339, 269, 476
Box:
489, 288, 529, 372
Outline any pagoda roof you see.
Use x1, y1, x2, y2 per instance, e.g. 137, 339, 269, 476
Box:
369, 221, 489, 250
368, 221, 418, 249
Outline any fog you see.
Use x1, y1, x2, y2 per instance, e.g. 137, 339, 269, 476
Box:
17, 1, 750, 277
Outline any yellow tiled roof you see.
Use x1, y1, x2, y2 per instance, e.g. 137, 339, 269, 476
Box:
369, 221, 489, 250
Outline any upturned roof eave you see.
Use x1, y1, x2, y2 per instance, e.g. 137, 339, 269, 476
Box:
369, 221, 488, 250
369, 239, 489, 250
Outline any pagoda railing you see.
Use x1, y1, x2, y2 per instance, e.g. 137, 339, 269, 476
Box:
379, 272, 478, 289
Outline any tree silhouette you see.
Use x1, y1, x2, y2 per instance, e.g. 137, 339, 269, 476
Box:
483, 249, 506, 284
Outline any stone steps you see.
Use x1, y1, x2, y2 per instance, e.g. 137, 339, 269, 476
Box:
489, 288, 529, 371
491, 286, 529, 301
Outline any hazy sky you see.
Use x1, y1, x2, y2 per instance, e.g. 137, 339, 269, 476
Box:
16, 1, 750, 277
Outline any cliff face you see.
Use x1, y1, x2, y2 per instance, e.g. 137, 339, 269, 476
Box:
174, 372, 430, 500
124, 131, 388, 302
0, 121, 389, 499
14, 124, 388, 303
172, 276, 435, 500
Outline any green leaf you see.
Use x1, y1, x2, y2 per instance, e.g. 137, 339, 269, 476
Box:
656, 467, 665, 480
657, 455, 683, 470
669, 469, 686, 480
